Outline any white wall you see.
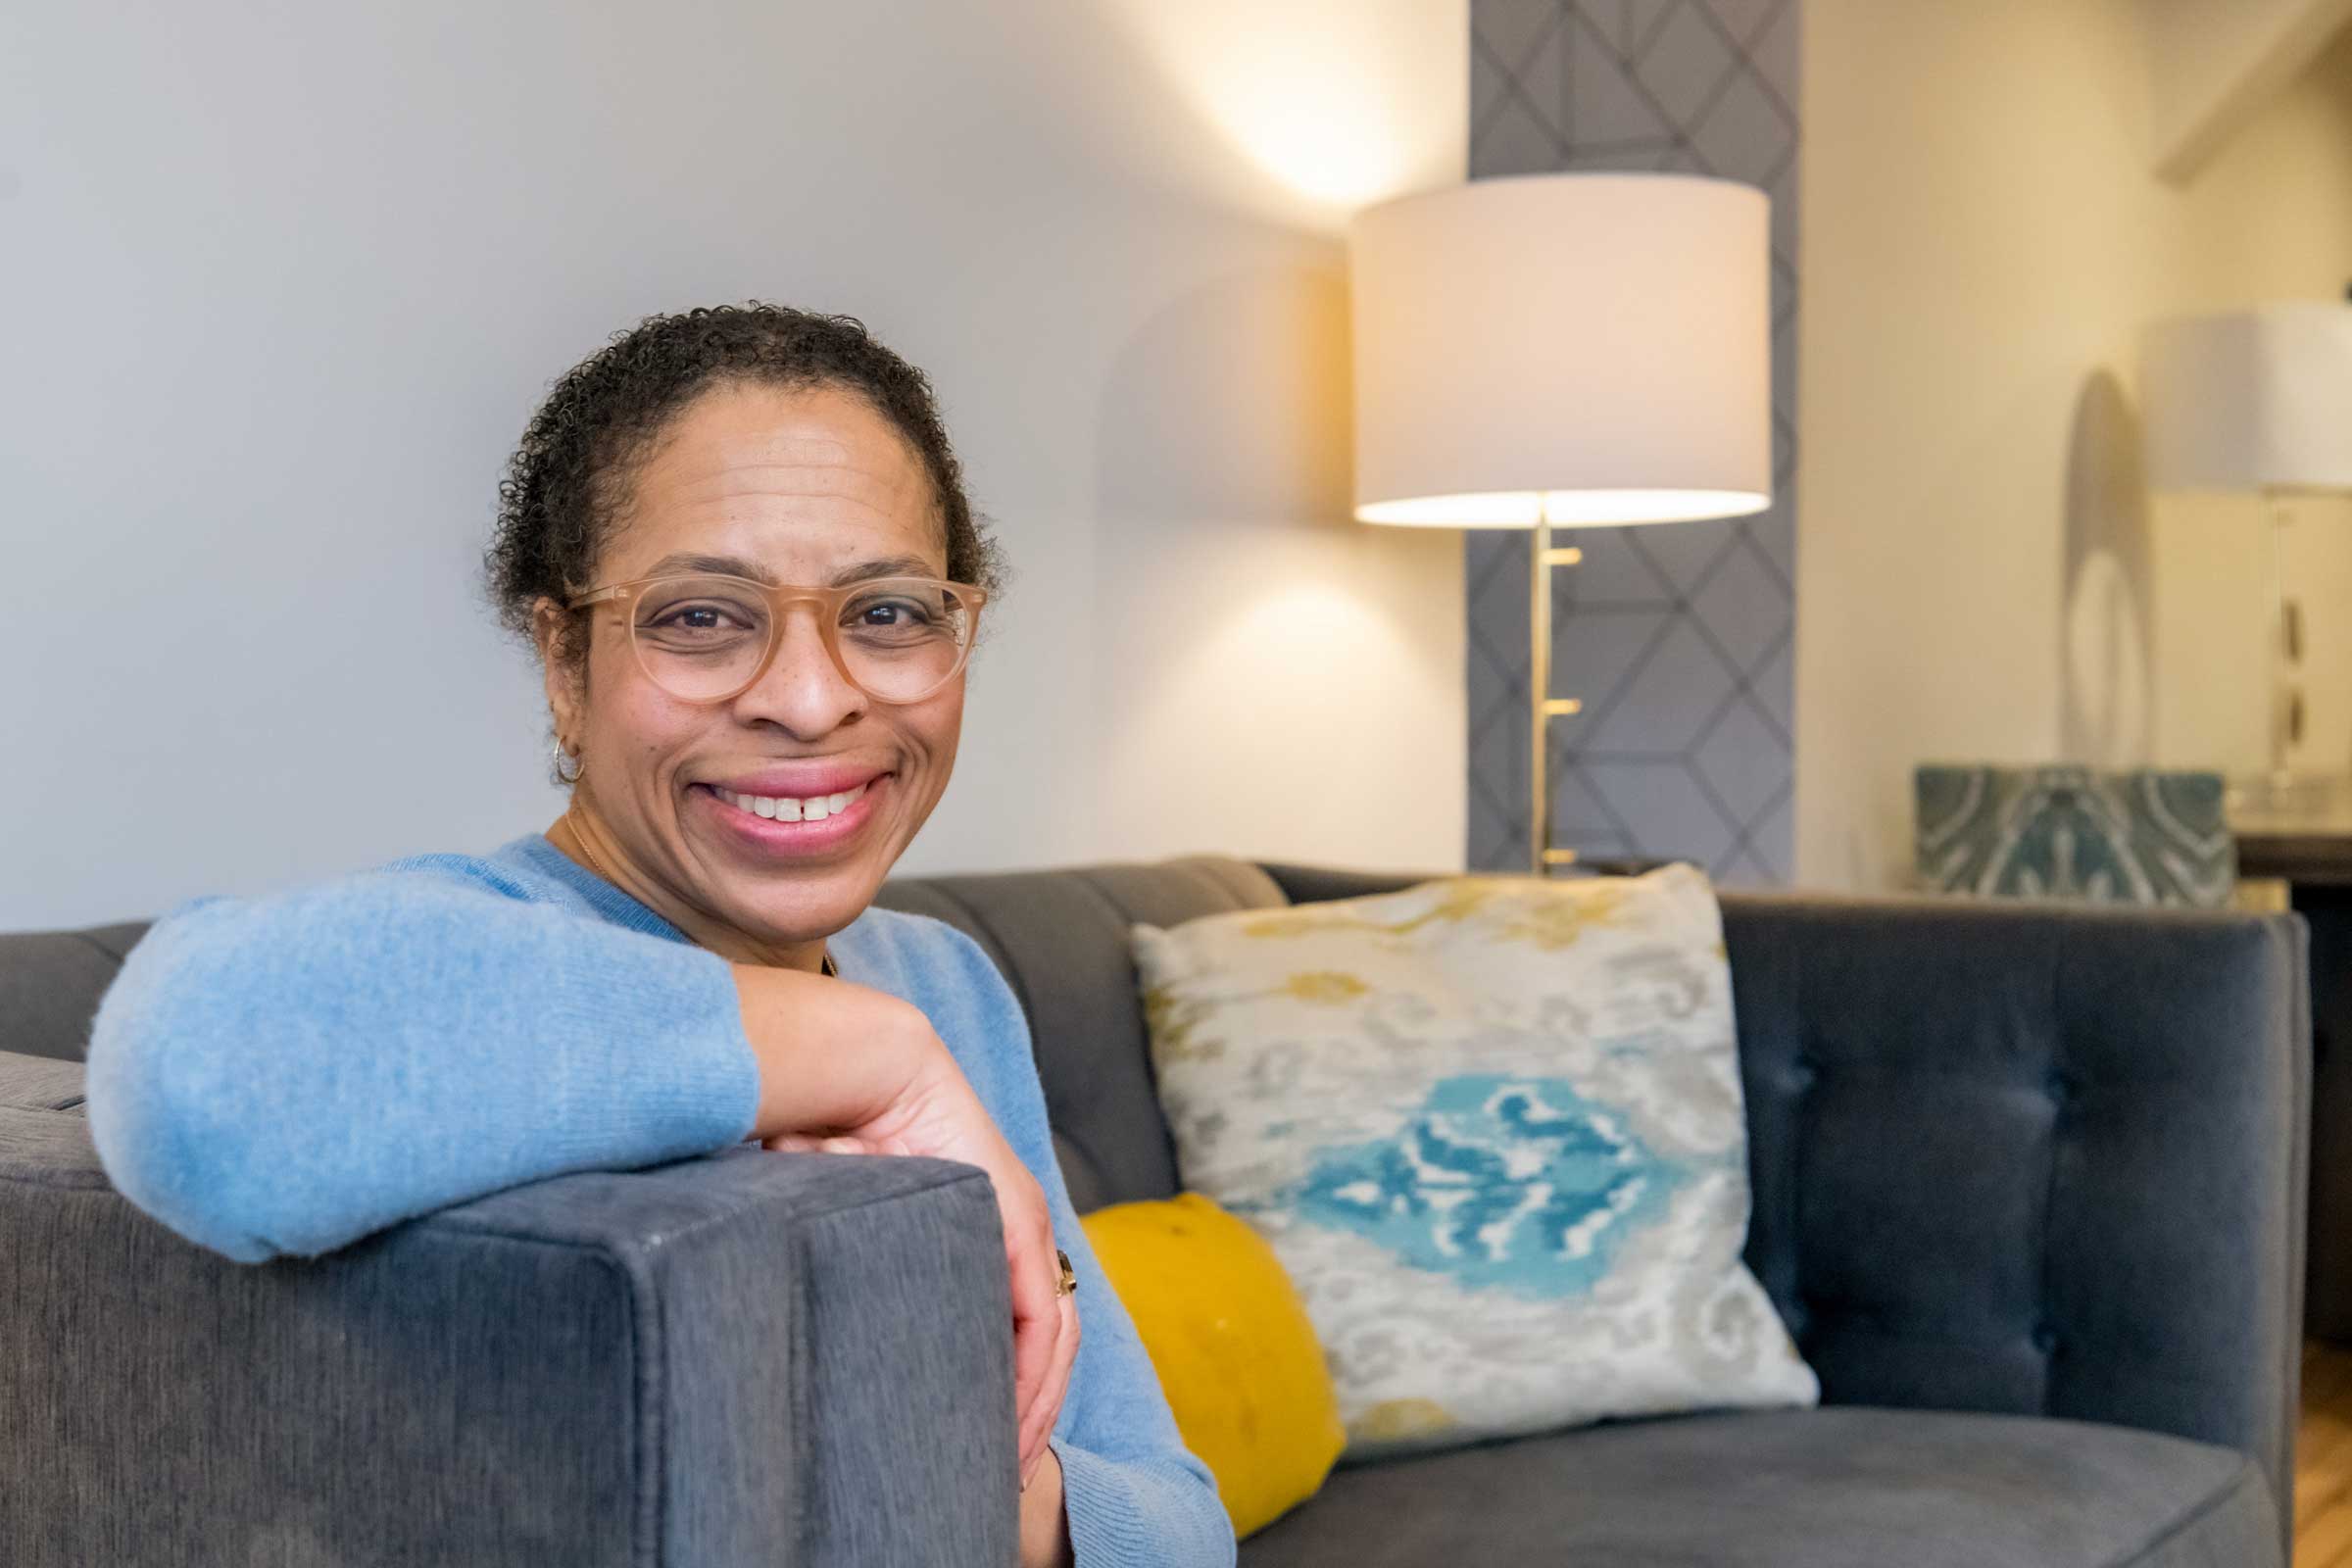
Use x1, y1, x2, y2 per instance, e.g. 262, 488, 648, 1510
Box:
0, 0, 1467, 930
1797, 0, 2352, 890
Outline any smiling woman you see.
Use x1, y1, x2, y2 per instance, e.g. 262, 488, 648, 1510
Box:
81, 305, 1235, 1568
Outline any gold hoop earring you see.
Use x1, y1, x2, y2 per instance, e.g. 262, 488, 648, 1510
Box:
554, 743, 583, 786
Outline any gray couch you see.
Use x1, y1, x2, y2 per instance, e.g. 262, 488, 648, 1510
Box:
0, 857, 2310, 1567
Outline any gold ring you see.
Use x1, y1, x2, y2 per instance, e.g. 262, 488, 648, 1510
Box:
1054, 1249, 1078, 1298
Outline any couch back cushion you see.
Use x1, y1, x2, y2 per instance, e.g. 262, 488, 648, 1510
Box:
0, 924, 147, 1064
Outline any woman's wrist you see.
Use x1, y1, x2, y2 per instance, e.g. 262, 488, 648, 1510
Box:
1018, 1444, 1070, 1567
732, 963, 931, 1141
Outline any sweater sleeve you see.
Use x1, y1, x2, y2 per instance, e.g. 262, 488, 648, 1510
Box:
85, 857, 760, 1262
923, 927, 1237, 1568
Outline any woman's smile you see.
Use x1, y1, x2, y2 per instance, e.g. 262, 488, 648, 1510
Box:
692, 771, 891, 856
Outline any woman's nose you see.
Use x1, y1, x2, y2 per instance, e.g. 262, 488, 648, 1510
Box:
732, 612, 865, 737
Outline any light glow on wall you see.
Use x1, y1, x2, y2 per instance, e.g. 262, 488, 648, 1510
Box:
1098, 540, 1462, 868
1105, 0, 1468, 220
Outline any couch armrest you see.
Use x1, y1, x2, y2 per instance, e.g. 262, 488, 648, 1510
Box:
0, 1060, 1016, 1568
1722, 893, 2308, 1545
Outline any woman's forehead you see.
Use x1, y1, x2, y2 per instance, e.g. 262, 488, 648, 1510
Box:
611, 385, 943, 574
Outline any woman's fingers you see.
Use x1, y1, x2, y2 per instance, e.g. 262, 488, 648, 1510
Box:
760, 1133, 872, 1155
1019, 1288, 1082, 1488
1005, 1208, 1061, 1477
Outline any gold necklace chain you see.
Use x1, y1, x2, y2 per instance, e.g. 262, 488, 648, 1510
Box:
564, 805, 836, 978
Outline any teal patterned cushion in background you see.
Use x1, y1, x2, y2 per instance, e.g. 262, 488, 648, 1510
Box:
1914, 764, 2233, 907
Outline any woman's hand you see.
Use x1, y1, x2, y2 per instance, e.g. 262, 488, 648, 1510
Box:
735, 965, 1078, 1484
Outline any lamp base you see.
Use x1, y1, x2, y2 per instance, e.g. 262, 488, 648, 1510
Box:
2229, 768, 2350, 821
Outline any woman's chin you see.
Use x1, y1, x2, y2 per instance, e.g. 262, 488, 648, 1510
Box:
690, 858, 894, 956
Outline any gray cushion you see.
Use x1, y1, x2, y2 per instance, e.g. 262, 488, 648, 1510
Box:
1238, 1407, 2279, 1568
0, 922, 144, 1062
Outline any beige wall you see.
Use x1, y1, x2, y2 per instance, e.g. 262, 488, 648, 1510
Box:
2139, 0, 2352, 176
1797, 1, 2352, 890
0, 1, 1467, 929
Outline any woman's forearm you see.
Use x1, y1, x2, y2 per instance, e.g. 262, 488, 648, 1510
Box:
87, 869, 758, 1261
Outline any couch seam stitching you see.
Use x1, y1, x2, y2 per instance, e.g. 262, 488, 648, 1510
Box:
67, 930, 134, 967
623, 1250, 658, 1568
2280, 913, 2311, 1550
790, 1224, 818, 1563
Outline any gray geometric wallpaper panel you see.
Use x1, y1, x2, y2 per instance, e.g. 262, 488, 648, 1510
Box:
1466, 0, 1799, 883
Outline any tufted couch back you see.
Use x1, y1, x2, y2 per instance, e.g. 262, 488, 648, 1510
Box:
0, 854, 2308, 1527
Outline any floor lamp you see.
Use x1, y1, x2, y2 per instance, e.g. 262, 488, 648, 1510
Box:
2143, 303, 2352, 814
1348, 173, 1775, 873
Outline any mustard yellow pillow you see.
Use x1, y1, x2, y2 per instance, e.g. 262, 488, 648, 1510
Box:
1081, 1193, 1344, 1538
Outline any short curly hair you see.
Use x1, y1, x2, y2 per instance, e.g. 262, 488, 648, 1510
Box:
486, 303, 1004, 662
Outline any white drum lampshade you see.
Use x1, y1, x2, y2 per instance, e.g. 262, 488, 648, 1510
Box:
1348, 173, 1772, 528
2143, 304, 2352, 494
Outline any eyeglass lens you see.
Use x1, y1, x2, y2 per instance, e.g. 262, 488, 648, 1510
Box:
627, 575, 975, 704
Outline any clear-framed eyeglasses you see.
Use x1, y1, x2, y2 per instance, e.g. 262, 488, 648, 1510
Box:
565, 572, 988, 707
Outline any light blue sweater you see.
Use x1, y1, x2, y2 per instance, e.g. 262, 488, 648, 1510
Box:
85, 833, 1234, 1568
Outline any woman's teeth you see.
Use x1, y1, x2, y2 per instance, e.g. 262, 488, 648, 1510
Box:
713, 781, 868, 823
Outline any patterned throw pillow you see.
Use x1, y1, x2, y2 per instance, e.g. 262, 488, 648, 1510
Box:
1130, 866, 1818, 1460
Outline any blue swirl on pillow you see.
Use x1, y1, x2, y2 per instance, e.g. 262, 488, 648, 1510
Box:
1287, 1074, 1679, 1299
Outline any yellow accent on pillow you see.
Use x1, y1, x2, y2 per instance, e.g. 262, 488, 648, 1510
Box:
1080, 1193, 1344, 1539
1352, 1396, 1458, 1446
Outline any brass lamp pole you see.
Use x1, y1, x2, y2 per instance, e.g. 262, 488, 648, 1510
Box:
1528, 520, 1584, 873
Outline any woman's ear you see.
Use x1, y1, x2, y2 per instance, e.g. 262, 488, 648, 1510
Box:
532, 597, 586, 753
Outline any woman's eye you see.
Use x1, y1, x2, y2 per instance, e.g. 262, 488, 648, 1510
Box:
648, 604, 747, 633
854, 599, 931, 627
